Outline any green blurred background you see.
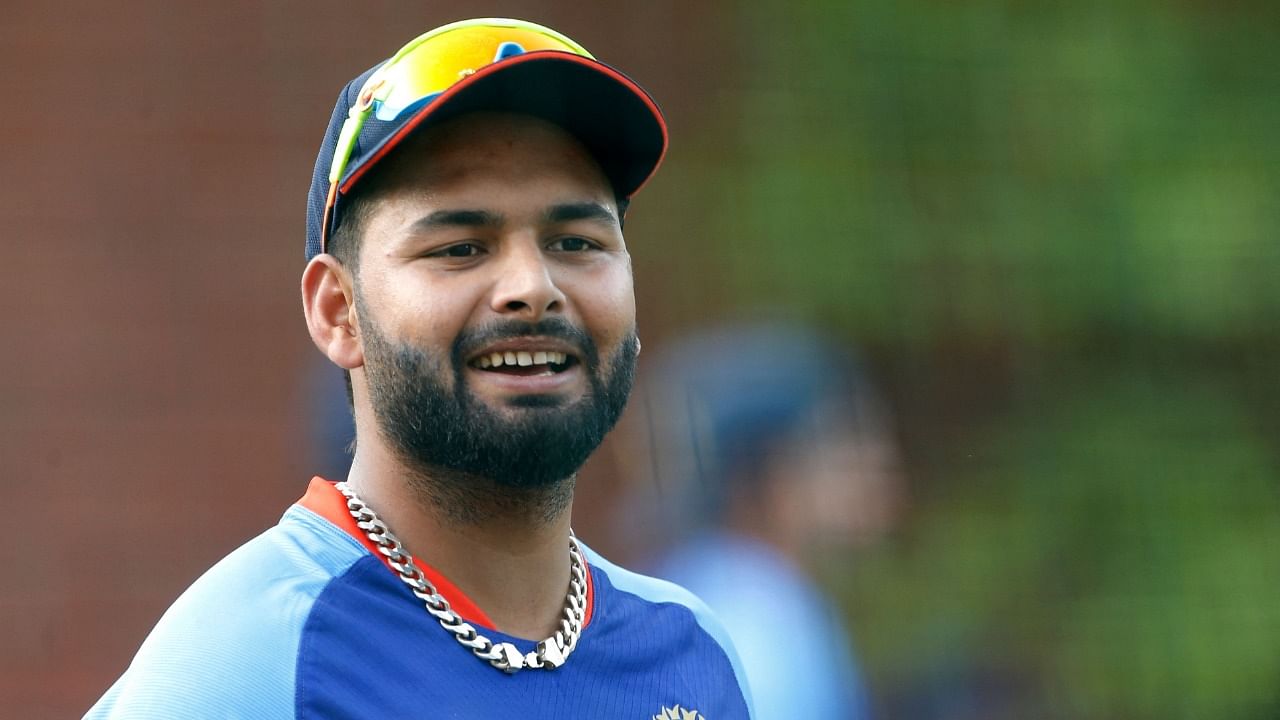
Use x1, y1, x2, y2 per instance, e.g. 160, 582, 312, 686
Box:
3, 1, 1276, 717
633, 1, 1280, 717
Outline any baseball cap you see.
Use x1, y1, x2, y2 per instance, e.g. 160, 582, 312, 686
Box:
305, 18, 669, 261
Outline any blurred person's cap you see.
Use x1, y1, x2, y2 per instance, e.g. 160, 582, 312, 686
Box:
306, 17, 668, 261
646, 324, 887, 502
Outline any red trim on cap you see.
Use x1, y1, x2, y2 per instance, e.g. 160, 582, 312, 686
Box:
298, 477, 594, 632
319, 180, 339, 255
339, 51, 668, 197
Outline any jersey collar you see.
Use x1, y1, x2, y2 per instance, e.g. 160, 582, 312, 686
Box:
298, 477, 595, 632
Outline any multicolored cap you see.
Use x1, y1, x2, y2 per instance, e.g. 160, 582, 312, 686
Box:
305, 18, 669, 260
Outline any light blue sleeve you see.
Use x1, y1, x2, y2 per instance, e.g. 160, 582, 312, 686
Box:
83, 507, 365, 720
580, 544, 756, 719
657, 536, 870, 720
705, 583, 869, 720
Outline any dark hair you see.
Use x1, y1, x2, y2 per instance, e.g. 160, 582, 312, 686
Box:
327, 185, 377, 273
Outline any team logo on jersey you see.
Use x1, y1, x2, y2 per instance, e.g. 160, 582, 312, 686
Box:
652, 705, 705, 720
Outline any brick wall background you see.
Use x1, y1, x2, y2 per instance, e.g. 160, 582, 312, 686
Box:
1, 2, 725, 714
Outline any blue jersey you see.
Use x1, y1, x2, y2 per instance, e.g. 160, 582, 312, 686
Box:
86, 479, 753, 719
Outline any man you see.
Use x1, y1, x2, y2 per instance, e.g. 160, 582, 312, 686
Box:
635, 324, 902, 719
86, 18, 751, 719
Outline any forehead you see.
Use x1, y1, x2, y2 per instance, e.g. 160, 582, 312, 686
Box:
367, 112, 615, 208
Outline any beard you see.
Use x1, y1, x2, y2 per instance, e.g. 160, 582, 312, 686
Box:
358, 299, 636, 523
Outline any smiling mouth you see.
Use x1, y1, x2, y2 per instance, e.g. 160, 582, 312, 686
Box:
469, 349, 579, 377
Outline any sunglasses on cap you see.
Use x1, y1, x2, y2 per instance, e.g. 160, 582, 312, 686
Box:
319, 19, 596, 251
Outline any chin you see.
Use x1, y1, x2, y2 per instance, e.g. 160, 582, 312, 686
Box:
505, 394, 570, 409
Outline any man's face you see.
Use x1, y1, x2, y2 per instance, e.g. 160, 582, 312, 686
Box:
349, 113, 638, 488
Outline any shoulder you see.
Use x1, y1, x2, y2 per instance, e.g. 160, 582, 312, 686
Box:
84, 506, 367, 720
585, 544, 719, 622
582, 544, 756, 717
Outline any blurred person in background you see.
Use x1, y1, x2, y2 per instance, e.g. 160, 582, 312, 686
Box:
630, 323, 905, 720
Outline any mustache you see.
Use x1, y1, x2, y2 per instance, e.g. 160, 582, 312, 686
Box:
451, 317, 599, 370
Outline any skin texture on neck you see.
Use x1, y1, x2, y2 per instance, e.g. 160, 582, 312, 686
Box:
301, 113, 636, 640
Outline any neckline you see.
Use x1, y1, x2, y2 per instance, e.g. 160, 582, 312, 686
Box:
298, 477, 595, 633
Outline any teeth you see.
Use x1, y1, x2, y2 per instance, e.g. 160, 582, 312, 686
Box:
475, 350, 571, 369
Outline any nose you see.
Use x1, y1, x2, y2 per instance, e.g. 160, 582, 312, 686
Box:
489, 241, 566, 320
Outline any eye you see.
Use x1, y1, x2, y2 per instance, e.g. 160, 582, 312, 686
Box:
429, 242, 483, 258
550, 236, 598, 252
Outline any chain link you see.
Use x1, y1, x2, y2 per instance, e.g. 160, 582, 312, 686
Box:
334, 482, 587, 673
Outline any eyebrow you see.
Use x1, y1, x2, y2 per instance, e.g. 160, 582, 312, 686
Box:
404, 202, 618, 236
545, 202, 619, 227
408, 209, 503, 233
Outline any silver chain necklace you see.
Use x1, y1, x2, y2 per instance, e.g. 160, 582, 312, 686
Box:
334, 481, 587, 673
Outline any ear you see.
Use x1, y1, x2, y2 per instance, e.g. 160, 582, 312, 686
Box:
301, 254, 363, 370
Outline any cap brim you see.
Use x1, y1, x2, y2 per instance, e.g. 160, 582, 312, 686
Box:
340, 51, 668, 200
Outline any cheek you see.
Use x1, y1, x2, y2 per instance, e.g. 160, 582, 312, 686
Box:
577, 265, 637, 343
367, 271, 480, 346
